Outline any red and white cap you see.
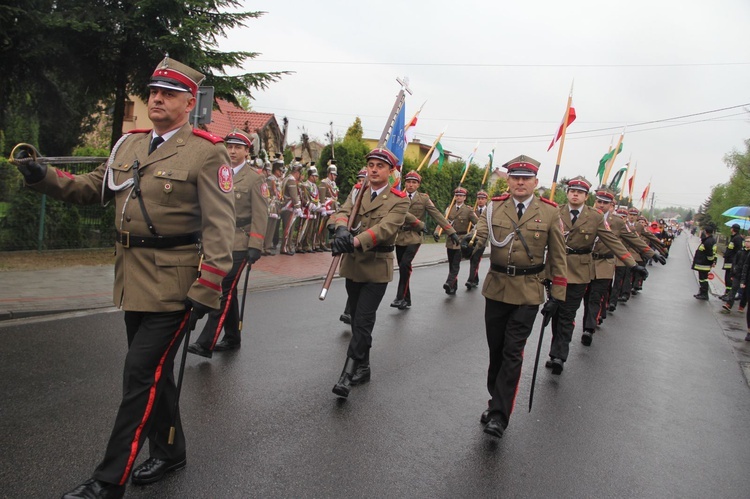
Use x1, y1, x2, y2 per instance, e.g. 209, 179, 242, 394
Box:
366, 147, 399, 168
404, 171, 422, 183
595, 187, 615, 202
454, 187, 468, 195
149, 57, 204, 96
224, 130, 252, 148
503, 155, 541, 177
567, 176, 592, 193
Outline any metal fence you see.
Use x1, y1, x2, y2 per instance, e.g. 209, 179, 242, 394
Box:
0, 158, 114, 251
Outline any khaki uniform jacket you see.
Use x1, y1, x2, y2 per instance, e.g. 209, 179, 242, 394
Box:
396, 191, 455, 246
266, 173, 282, 217
561, 205, 636, 284
331, 185, 409, 283
28, 125, 235, 311
474, 195, 567, 304
319, 178, 339, 213
281, 175, 300, 209
446, 204, 479, 249
612, 216, 655, 268
233, 165, 269, 252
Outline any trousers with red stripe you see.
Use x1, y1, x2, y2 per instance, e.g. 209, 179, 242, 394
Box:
395, 243, 420, 304
484, 300, 539, 429
194, 251, 248, 349
93, 310, 188, 485
549, 283, 588, 362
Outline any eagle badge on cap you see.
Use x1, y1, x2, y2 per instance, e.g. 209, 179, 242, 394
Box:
218, 165, 233, 193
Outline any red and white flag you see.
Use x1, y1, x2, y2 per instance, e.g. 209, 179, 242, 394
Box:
547, 105, 576, 151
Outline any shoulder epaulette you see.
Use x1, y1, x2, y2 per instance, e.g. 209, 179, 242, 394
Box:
127, 128, 152, 134
192, 129, 224, 144
423, 193, 430, 199
540, 197, 558, 207
492, 193, 511, 202
354, 182, 362, 189
391, 187, 407, 198
595, 208, 604, 214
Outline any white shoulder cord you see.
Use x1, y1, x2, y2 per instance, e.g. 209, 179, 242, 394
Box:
101, 133, 135, 206
485, 199, 515, 248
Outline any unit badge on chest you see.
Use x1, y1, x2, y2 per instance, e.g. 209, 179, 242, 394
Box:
164, 182, 172, 193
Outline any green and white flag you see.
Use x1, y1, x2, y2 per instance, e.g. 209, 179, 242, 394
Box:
430, 141, 445, 171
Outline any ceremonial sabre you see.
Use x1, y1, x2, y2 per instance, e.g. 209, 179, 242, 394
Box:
529, 282, 553, 412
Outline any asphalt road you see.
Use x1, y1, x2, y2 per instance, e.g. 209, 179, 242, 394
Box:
1, 236, 749, 498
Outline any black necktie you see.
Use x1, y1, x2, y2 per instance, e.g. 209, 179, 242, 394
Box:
571, 209, 579, 225
517, 203, 524, 220
149, 136, 164, 155
370, 191, 377, 201
478, 207, 483, 215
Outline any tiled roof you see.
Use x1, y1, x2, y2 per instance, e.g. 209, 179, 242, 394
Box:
204, 98, 275, 138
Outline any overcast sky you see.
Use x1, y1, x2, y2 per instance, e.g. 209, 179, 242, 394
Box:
220, 0, 750, 210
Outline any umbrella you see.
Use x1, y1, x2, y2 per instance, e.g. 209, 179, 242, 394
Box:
724, 219, 750, 230
722, 206, 750, 219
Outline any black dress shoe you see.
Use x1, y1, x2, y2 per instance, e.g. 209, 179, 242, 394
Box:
608, 304, 616, 312
581, 331, 593, 346
187, 342, 212, 359
62, 478, 125, 499
443, 283, 452, 294
213, 339, 240, 352
480, 409, 491, 424
484, 419, 504, 438
550, 358, 564, 375
544, 358, 555, 369
390, 299, 404, 308
339, 313, 351, 325
398, 300, 410, 310
131, 457, 186, 485
350, 363, 371, 385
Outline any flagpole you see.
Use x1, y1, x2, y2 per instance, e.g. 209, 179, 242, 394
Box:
622, 162, 637, 203
403, 100, 426, 134
467, 148, 495, 232
438, 141, 479, 236
639, 177, 652, 211
415, 130, 446, 172
602, 127, 625, 184
379, 77, 412, 147
618, 154, 632, 200
547, 80, 574, 201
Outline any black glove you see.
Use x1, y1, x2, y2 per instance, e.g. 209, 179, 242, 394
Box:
327, 224, 336, 237
654, 254, 667, 265
433, 232, 440, 242
540, 297, 561, 327
246, 248, 262, 264
632, 264, 649, 280
13, 148, 47, 183
331, 227, 355, 255
185, 298, 214, 330
449, 233, 460, 245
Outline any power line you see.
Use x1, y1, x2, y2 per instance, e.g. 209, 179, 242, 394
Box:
255, 60, 750, 68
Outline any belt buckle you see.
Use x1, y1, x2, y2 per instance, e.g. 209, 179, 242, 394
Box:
120, 231, 130, 248
506, 265, 516, 276
592, 252, 599, 259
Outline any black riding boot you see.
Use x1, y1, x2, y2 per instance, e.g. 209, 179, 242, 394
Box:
332, 357, 357, 398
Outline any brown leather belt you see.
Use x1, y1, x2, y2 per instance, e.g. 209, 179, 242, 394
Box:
116, 231, 200, 249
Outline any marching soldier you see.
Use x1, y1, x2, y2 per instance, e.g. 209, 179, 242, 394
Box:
468, 155, 567, 438
338, 167, 368, 326
581, 187, 659, 345
692, 224, 717, 300
316, 161, 340, 251
13, 58, 235, 498
466, 190, 489, 289
546, 177, 646, 374
280, 158, 303, 255
263, 156, 284, 255
721, 223, 744, 300
329, 148, 409, 399
440, 187, 476, 295
391, 170, 456, 309
188, 130, 269, 357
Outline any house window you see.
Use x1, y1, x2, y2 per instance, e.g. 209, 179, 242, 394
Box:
123, 100, 135, 122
